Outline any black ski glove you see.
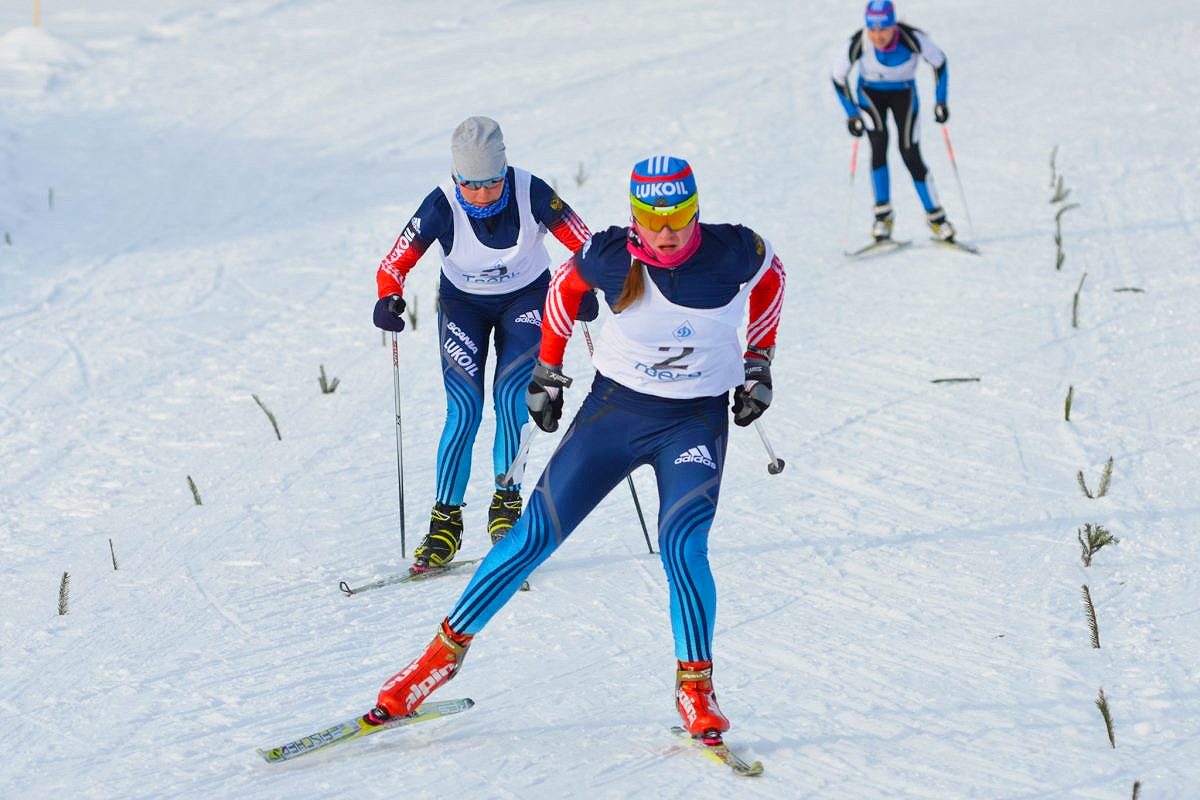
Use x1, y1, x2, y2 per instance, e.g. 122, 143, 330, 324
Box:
373, 294, 407, 332
526, 360, 573, 432
731, 349, 773, 427
847, 116, 865, 137
576, 289, 600, 323
934, 103, 949, 124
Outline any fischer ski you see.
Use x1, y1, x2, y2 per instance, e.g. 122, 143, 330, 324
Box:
339, 559, 482, 596
671, 727, 764, 776
257, 697, 475, 764
339, 557, 529, 596
931, 237, 980, 254
844, 238, 912, 259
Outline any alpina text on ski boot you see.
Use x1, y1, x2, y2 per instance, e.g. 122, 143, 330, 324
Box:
376, 618, 474, 718
675, 660, 730, 737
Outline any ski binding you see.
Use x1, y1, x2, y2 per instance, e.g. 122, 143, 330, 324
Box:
671, 726, 764, 776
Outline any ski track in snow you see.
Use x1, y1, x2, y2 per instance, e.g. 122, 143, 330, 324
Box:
2, 1, 1200, 797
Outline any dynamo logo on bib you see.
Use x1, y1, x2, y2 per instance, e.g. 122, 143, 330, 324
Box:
673, 321, 694, 341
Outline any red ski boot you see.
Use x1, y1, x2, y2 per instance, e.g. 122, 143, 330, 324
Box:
373, 618, 474, 719
675, 660, 730, 739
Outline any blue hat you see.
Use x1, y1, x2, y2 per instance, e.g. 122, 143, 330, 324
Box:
865, 0, 896, 29
629, 156, 697, 210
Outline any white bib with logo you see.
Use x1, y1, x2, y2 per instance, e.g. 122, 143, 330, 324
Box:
591, 240, 775, 399
438, 167, 552, 295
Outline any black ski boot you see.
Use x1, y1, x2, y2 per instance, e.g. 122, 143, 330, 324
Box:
487, 489, 522, 545
412, 503, 463, 571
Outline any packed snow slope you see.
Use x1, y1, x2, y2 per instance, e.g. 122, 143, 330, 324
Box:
2, 1, 1198, 797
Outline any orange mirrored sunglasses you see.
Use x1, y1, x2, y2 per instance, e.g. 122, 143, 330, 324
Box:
630, 193, 698, 232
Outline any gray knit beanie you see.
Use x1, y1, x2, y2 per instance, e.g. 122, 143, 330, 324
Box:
450, 116, 507, 181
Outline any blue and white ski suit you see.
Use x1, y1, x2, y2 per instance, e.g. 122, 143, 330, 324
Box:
832, 23, 949, 216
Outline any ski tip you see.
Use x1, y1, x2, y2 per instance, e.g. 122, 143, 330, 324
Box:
256, 747, 283, 764
931, 237, 981, 254
844, 239, 913, 258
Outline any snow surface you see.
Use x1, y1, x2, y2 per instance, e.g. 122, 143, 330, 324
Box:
3, 1, 1199, 797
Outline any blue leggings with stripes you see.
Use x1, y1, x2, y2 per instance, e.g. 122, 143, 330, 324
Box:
447, 374, 729, 662
435, 277, 547, 505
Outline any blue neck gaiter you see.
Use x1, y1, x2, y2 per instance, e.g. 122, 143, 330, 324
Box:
455, 180, 511, 219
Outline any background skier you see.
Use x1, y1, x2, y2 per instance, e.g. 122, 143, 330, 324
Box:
832, 0, 957, 243
373, 116, 594, 571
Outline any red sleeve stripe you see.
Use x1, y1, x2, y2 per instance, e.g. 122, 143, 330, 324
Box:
540, 257, 596, 364
545, 258, 579, 340
376, 237, 427, 298
549, 209, 592, 252
746, 255, 785, 347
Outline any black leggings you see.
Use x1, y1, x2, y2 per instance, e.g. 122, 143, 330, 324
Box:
858, 86, 929, 182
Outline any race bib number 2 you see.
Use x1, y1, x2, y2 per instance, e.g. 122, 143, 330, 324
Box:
635, 347, 701, 382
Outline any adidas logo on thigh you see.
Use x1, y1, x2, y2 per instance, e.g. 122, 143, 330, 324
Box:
674, 445, 716, 469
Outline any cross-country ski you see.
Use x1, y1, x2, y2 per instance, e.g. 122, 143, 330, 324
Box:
339, 559, 483, 596
257, 698, 476, 764
844, 238, 913, 259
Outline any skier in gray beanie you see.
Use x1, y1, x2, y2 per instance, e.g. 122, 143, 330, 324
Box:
372, 117, 598, 573
451, 116, 507, 183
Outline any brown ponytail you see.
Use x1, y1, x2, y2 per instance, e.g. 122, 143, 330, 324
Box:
613, 260, 646, 313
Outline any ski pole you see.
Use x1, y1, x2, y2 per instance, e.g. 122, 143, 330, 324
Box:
391, 333, 408, 558
940, 127, 976, 242
754, 420, 785, 475
841, 138, 860, 253
498, 422, 537, 488
582, 322, 655, 554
